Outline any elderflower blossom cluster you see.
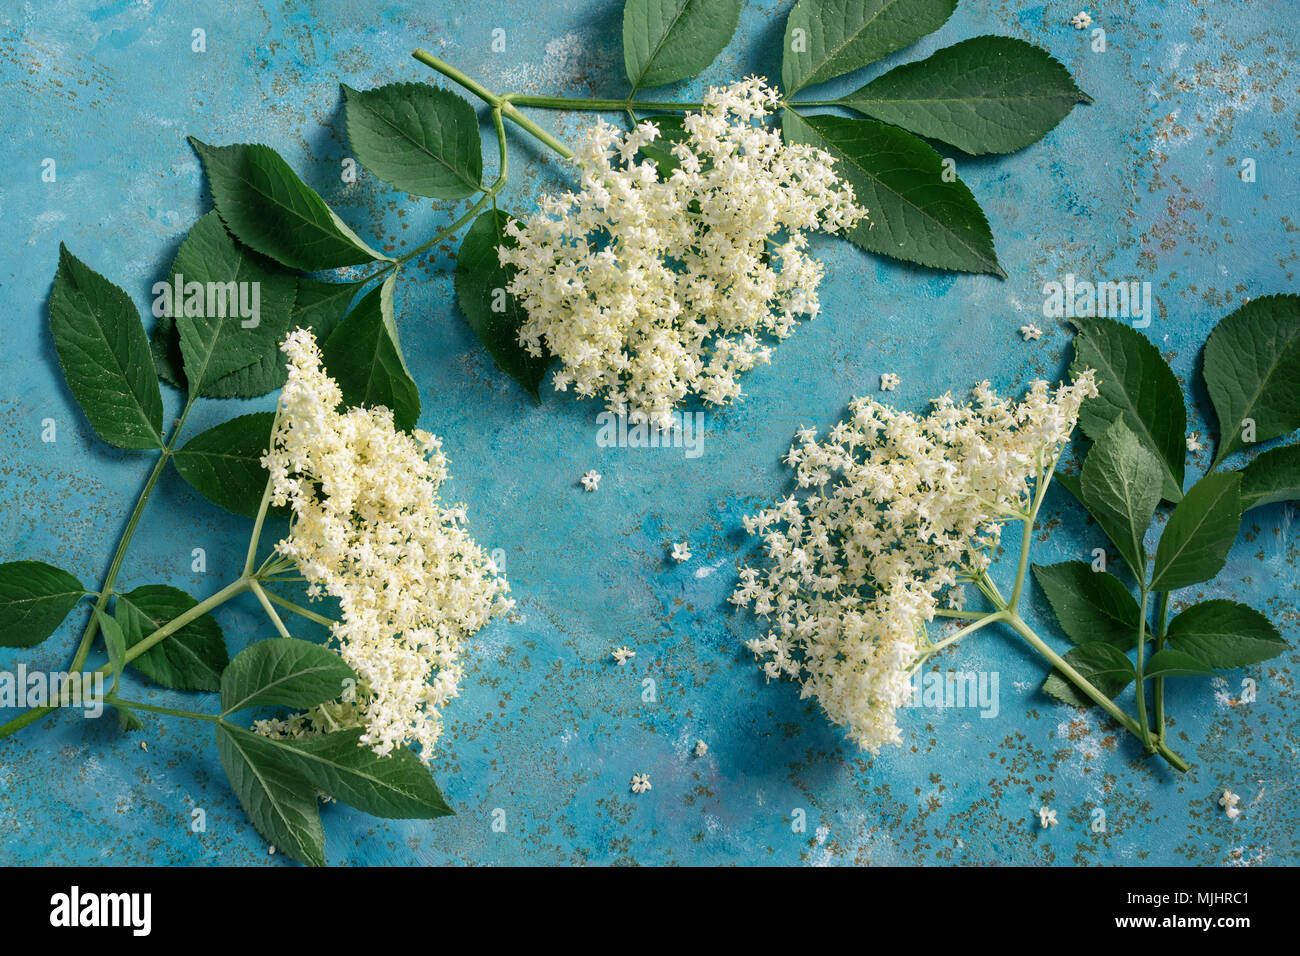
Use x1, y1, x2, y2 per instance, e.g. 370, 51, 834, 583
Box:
499, 77, 865, 429
254, 329, 513, 762
731, 371, 1099, 752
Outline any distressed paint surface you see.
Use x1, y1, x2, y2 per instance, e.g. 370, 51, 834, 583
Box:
0, 0, 1296, 866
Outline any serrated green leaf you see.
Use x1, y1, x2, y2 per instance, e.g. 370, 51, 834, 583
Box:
838, 36, 1091, 155
454, 209, 554, 400
321, 278, 420, 432
782, 0, 957, 95
1239, 442, 1300, 510
190, 137, 387, 271
342, 82, 482, 198
215, 722, 325, 866
1165, 599, 1288, 670
782, 111, 1003, 275
1079, 418, 1163, 581
115, 585, 229, 692
1150, 472, 1242, 592
1031, 561, 1141, 647
1143, 647, 1217, 679
1204, 294, 1300, 467
0, 561, 86, 649
221, 637, 355, 717
1042, 642, 1135, 708
49, 245, 164, 449
1070, 316, 1186, 502
173, 412, 275, 519
623, 0, 741, 90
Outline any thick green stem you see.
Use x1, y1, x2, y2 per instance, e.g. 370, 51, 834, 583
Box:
1154, 590, 1171, 745
505, 93, 704, 112
249, 581, 292, 639
1134, 587, 1154, 750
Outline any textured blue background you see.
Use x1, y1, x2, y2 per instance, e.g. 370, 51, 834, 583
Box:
1, 0, 1296, 865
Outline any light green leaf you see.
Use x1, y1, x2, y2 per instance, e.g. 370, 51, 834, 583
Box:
322, 278, 421, 432
1239, 443, 1300, 510
220, 637, 355, 717
782, 0, 957, 95
190, 137, 388, 271
623, 0, 741, 90
838, 36, 1091, 155
1031, 561, 1141, 647
1079, 418, 1163, 581
173, 412, 275, 519
49, 245, 164, 449
1143, 648, 1217, 680
1042, 642, 1135, 708
782, 111, 1003, 275
115, 585, 229, 692
342, 82, 482, 198
1166, 599, 1288, 670
1150, 472, 1242, 592
97, 609, 127, 694
0, 561, 86, 649
1204, 294, 1300, 467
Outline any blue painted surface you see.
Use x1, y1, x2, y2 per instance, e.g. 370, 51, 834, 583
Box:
0, 0, 1296, 865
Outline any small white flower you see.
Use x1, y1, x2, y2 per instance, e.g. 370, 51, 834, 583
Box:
580, 469, 602, 491
1020, 322, 1043, 341
1039, 806, 1058, 828
671, 541, 693, 562
694, 739, 708, 757
879, 372, 900, 391
1186, 433, 1204, 452
630, 772, 652, 794
947, 587, 966, 610
612, 645, 636, 665
268, 845, 277, 855
1219, 789, 1241, 820
1071, 11, 1092, 29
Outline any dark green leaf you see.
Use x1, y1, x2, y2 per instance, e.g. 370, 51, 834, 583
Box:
1165, 599, 1288, 669
1240, 442, 1300, 510
1070, 316, 1186, 502
1150, 472, 1242, 591
454, 209, 554, 400
623, 0, 741, 90
1204, 294, 1300, 467
0, 560, 86, 649
115, 704, 144, 732
322, 277, 421, 432
49, 245, 164, 449
115, 585, 229, 692
838, 36, 1091, 155
215, 722, 325, 866
1079, 418, 1163, 581
782, 0, 957, 94
190, 137, 387, 271
173, 412, 275, 519
782, 111, 1003, 276
1143, 648, 1217, 680
1042, 642, 1135, 708
1032, 561, 1141, 647
220, 637, 355, 716
342, 82, 482, 198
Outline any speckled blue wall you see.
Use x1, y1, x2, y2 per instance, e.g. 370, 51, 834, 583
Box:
0, 0, 1295, 865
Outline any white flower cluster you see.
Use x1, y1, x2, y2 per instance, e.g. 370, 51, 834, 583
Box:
257, 329, 513, 762
499, 77, 865, 429
731, 371, 1099, 753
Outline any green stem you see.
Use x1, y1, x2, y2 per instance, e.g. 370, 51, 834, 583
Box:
1154, 590, 1171, 745
1134, 586, 1153, 750
249, 581, 293, 640
505, 93, 704, 112
911, 611, 1008, 675
261, 589, 334, 628
107, 697, 219, 723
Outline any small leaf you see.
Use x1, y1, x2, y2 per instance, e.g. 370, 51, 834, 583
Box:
115, 704, 144, 732
1150, 472, 1242, 592
220, 637, 355, 717
1204, 294, 1300, 467
173, 412, 275, 519
342, 82, 482, 198
215, 722, 325, 866
1239, 443, 1300, 510
1079, 418, 1163, 581
49, 245, 164, 449
1143, 648, 1217, 680
322, 278, 421, 432
782, 0, 958, 95
1031, 562, 1141, 647
1070, 316, 1186, 502
97, 609, 127, 694
190, 137, 387, 271
1042, 642, 1135, 708
115, 585, 230, 692
0, 560, 86, 649
838, 36, 1091, 155
782, 111, 1003, 276
1165, 599, 1289, 669
454, 209, 554, 400
623, 0, 742, 90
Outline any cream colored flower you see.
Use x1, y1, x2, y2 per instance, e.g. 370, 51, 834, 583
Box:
1071, 11, 1092, 29
880, 372, 900, 391
1186, 432, 1203, 452
612, 645, 636, 665
1020, 322, 1043, 341
630, 772, 652, 794
581, 469, 602, 491
1039, 806, 1058, 828
671, 541, 692, 562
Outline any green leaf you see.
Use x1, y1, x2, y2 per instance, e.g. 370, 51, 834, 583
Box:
342, 82, 482, 199
782, 111, 1003, 276
190, 137, 387, 271
1150, 472, 1242, 592
623, 0, 742, 90
0, 560, 86, 649
1070, 316, 1186, 502
1079, 418, 1163, 581
1042, 642, 1135, 708
1031, 562, 1141, 647
782, 0, 958, 95
454, 209, 554, 400
837, 36, 1091, 155
220, 637, 355, 717
1204, 294, 1300, 467
96, 609, 126, 694
1143, 648, 1218, 680
173, 412, 275, 519
166, 212, 299, 397
115, 704, 144, 732
115, 585, 229, 692
322, 278, 421, 432
49, 245, 164, 449
215, 722, 325, 866
247, 728, 454, 819
1166, 599, 1288, 669
1240, 443, 1300, 510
